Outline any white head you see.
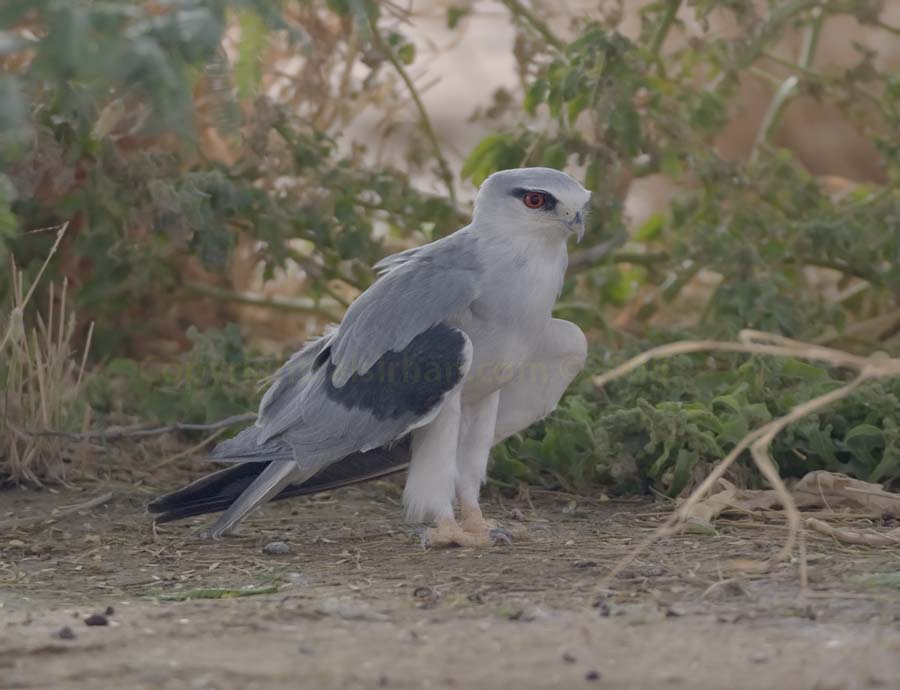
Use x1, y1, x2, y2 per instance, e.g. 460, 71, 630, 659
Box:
472, 167, 592, 242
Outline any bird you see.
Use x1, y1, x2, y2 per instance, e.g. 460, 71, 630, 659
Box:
148, 167, 590, 546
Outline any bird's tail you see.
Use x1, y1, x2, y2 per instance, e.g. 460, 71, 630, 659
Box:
147, 438, 411, 525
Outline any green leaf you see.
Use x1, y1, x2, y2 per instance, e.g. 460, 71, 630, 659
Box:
461, 134, 507, 184
396, 41, 416, 65
843, 424, 883, 442
584, 159, 603, 191
561, 67, 583, 100
195, 224, 235, 271
633, 212, 666, 242
540, 143, 567, 170
602, 265, 644, 305
779, 358, 829, 382
609, 102, 641, 156
235, 10, 267, 99
524, 78, 548, 115
567, 92, 589, 126
669, 449, 698, 497
446, 6, 469, 29
868, 445, 900, 483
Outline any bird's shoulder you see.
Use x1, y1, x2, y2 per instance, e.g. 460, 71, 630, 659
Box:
373, 227, 484, 277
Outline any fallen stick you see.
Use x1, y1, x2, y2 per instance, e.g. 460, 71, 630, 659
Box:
8, 412, 256, 443
0, 491, 113, 531
806, 518, 900, 547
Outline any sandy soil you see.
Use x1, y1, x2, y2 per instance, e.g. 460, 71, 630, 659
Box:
2, 478, 900, 690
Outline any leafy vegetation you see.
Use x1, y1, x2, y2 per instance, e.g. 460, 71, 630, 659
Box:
498, 347, 900, 495
2, 1, 899, 492
1, 0, 461, 355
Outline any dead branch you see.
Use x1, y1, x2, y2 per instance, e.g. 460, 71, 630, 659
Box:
7, 412, 256, 443
594, 329, 900, 590
806, 518, 900, 547
0, 491, 113, 531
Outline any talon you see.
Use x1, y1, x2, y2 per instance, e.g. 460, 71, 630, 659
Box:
488, 528, 513, 545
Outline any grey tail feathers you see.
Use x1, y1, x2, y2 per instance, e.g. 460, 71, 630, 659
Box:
147, 437, 411, 525
204, 459, 309, 538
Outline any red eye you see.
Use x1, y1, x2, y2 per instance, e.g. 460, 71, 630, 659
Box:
523, 192, 546, 209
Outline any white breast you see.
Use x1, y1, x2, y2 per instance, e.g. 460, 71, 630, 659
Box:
452, 236, 569, 402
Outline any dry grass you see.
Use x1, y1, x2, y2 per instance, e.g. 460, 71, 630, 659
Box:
1, 223, 94, 486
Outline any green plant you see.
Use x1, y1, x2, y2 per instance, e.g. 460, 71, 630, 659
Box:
86, 323, 274, 425
2, 1, 462, 355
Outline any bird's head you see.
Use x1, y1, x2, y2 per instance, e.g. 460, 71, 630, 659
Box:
473, 167, 591, 243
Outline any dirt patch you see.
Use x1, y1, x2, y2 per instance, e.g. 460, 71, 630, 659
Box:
2, 478, 900, 689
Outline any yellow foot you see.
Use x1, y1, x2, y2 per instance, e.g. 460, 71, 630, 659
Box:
460, 507, 529, 541
422, 518, 513, 548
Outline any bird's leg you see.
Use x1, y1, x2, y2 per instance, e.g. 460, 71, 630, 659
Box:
449, 391, 517, 544
459, 500, 495, 532
405, 388, 462, 535
418, 391, 513, 548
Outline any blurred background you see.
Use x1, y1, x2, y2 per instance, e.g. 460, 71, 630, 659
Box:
1, 0, 899, 497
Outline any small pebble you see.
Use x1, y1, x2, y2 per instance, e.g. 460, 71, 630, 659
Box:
104, 605, 115, 616
510, 605, 548, 622
286, 572, 309, 586
510, 508, 526, 521
586, 670, 601, 681
56, 626, 76, 640
84, 614, 108, 626
562, 652, 577, 664
262, 541, 291, 555
413, 586, 441, 608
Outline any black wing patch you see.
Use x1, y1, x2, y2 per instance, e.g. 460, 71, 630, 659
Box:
322, 323, 468, 420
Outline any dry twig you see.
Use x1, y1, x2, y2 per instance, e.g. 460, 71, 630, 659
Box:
806, 518, 900, 548
10, 412, 256, 443
0, 491, 113, 531
593, 329, 900, 589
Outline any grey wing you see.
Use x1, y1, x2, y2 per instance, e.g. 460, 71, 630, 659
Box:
256, 327, 336, 420
372, 244, 424, 275
329, 229, 482, 387
282, 323, 472, 463
212, 229, 481, 465
211, 324, 472, 468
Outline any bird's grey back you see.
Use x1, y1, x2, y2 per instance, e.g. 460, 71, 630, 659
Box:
328, 229, 484, 386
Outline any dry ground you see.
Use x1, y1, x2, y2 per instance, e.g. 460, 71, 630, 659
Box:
2, 476, 900, 690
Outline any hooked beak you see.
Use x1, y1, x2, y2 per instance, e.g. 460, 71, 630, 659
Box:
567, 211, 585, 243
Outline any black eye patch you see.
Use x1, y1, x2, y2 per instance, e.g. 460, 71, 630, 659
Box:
509, 187, 558, 212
